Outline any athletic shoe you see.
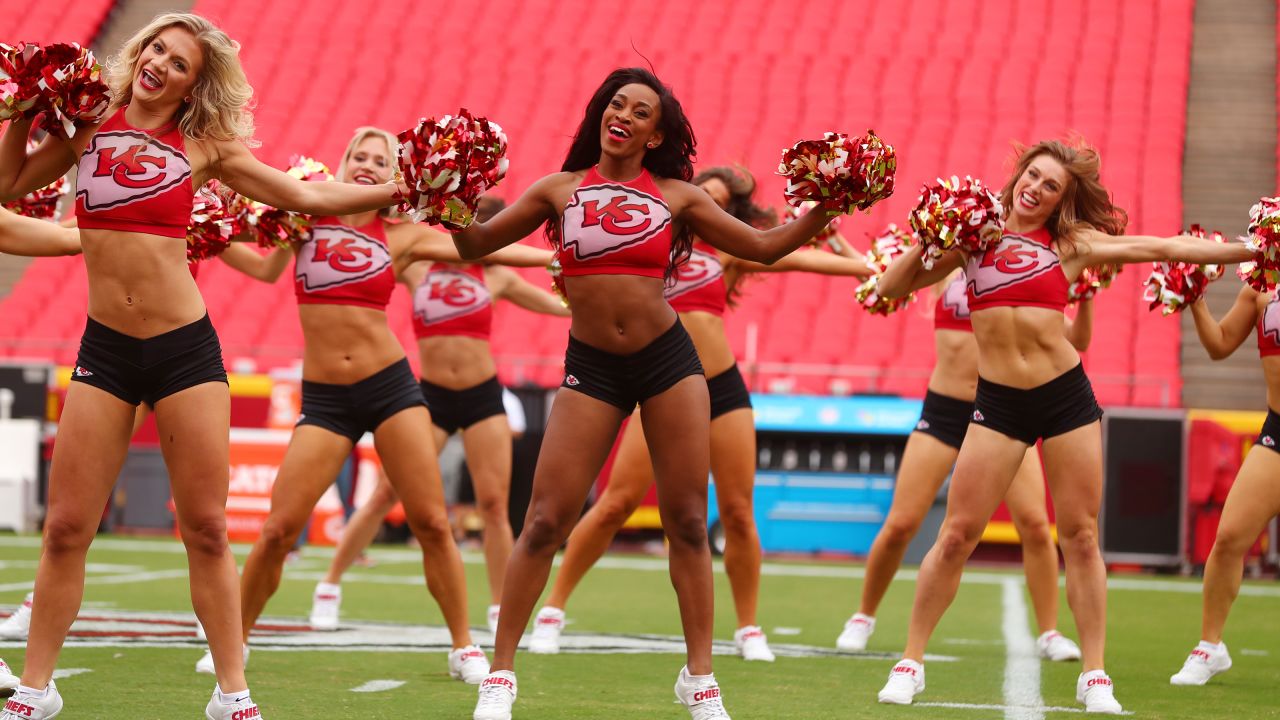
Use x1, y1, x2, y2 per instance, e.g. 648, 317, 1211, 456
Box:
528, 606, 564, 654
486, 605, 501, 635
0, 659, 17, 698
1170, 641, 1233, 686
1076, 670, 1123, 714
449, 645, 491, 684
733, 626, 775, 662
0, 594, 32, 640
196, 645, 249, 675
473, 670, 516, 720
204, 685, 260, 720
877, 659, 925, 705
195, 618, 207, 642
1036, 630, 1082, 662
674, 665, 731, 720
1, 681, 62, 719
309, 583, 342, 631
836, 613, 875, 652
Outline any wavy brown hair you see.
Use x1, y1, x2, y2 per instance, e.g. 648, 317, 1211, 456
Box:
999, 139, 1127, 248
690, 166, 779, 306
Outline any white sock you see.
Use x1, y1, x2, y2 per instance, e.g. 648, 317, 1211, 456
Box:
16, 683, 48, 697
1198, 640, 1224, 652
315, 582, 340, 596
1081, 669, 1108, 681
216, 684, 251, 703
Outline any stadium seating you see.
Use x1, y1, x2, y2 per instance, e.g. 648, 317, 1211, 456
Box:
0, 0, 1196, 405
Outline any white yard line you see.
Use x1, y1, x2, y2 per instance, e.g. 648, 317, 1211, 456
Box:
1001, 579, 1043, 720
0, 569, 189, 594
350, 680, 406, 693
917, 702, 1132, 716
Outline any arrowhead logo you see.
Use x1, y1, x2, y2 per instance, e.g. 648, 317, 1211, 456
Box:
972, 410, 985, 422
942, 272, 971, 318
564, 374, 581, 387
562, 183, 671, 261
414, 269, 491, 326
1263, 293, 1280, 347
295, 224, 392, 292
76, 131, 191, 211
966, 234, 1061, 299
665, 248, 723, 300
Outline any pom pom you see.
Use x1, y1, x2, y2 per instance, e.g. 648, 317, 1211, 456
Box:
854, 223, 916, 315
396, 109, 509, 230
1239, 197, 1280, 292
1, 142, 66, 219
0, 42, 109, 138
241, 155, 333, 249
547, 257, 568, 308
1068, 264, 1121, 302
909, 175, 1004, 270
784, 201, 842, 250
1142, 225, 1227, 315
777, 130, 896, 215
185, 181, 243, 263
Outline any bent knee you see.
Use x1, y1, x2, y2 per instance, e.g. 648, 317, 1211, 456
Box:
664, 511, 708, 550
42, 514, 96, 556
407, 509, 454, 546
179, 516, 230, 557
1055, 522, 1099, 557
257, 516, 304, 554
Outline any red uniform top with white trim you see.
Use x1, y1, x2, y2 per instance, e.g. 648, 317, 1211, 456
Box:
75, 109, 193, 239
558, 166, 673, 279
294, 217, 395, 311
933, 271, 972, 332
965, 227, 1068, 313
665, 240, 726, 316
412, 262, 493, 340
1259, 291, 1280, 357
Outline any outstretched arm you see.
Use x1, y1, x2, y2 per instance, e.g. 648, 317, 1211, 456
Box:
1064, 298, 1094, 351
0, 119, 78, 201
1189, 285, 1260, 360
218, 242, 293, 282
1072, 228, 1254, 269
679, 185, 835, 264
877, 245, 965, 299
487, 266, 571, 317
730, 246, 873, 279
451, 174, 562, 260
0, 207, 80, 256
211, 140, 399, 216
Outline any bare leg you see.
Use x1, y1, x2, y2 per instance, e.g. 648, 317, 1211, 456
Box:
1004, 447, 1061, 635
322, 474, 399, 585
461, 415, 517, 604
708, 408, 763, 628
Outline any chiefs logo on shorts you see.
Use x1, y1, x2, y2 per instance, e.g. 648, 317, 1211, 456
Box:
966, 234, 1061, 298
562, 183, 671, 260
1263, 435, 1276, 448
296, 225, 391, 291
665, 248, 723, 300
76, 131, 191, 211
414, 269, 491, 325
972, 409, 985, 422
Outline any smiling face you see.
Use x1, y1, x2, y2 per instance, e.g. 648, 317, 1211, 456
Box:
698, 177, 731, 210
132, 26, 203, 105
600, 82, 663, 158
342, 135, 393, 186
1009, 154, 1070, 227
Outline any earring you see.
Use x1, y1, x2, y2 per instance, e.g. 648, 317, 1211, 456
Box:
647, 142, 657, 148
183, 96, 192, 103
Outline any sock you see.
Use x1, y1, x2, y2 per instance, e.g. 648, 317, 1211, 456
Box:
1081, 669, 1108, 680
315, 582, 340, 596
216, 684, 251, 703
16, 683, 48, 697
1198, 640, 1224, 652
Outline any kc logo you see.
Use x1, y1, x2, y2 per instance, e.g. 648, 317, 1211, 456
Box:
77, 131, 191, 211
563, 183, 671, 260
967, 234, 1061, 298
1262, 293, 1280, 346
414, 268, 491, 326
296, 225, 391, 292
665, 248, 723, 300
942, 271, 971, 318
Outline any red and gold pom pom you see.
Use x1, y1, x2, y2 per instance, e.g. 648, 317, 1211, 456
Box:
185, 183, 238, 262
1142, 226, 1226, 315
397, 109, 509, 230
909, 175, 1004, 269
785, 201, 843, 250
1, 143, 67, 219
1068, 264, 1121, 302
0, 42, 109, 138
241, 155, 333, 249
1239, 197, 1280, 292
854, 223, 916, 315
778, 130, 895, 215
547, 257, 568, 308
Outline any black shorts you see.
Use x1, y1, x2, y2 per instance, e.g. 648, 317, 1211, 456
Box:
913, 390, 974, 450
1256, 408, 1280, 454
561, 320, 704, 412
971, 363, 1103, 445
708, 364, 752, 420
70, 314, 227, 406
420, 375, 506, 435
298, 358, 425, 443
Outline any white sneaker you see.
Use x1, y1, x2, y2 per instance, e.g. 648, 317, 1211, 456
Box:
1076, 670, 1123, 714
205, 685, 260, 720
473, 670, 516, 720
528, 606, 564, 654
1037, 630, 1082, 661
0, 659, 17, 697
674, 666, 731, 720
836, 613, 875, 652
0, 594, 32, 640
1, 681, 62, 719
449, 645, 491, 684
1170, 642, 1232, 686
486, 605, 501, 635
733, 626, 775, 662
196, 645, 249, 675
309, 583, 341, 631
877, 659, 925, 704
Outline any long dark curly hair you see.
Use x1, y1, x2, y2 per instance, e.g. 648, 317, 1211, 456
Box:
546, 67, 698, 283
690, 166, 778, 306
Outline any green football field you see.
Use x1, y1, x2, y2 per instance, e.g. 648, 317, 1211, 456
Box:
1, 535, 1278, 719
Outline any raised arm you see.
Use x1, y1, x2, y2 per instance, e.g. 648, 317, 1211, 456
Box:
679, 185, 834, 264
487, 265, 571, 317
1064, 298, 1094, 351
0, 206, 81, 256
211, 140, 399, 216
877, 245, 966, 299
729, 246, 873, 279
451, 174, 563, 260
1188, 285, 1261, 360
0, 119, 79, 201
1071, 228, 1254, 270
218, 242, 293, 282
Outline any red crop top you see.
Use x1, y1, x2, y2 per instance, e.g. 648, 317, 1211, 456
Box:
666, 240, 726, 316
1259, 291, 1280, 357
76, 109, 193, 239
294, 217, 395, 311
412, 262, 493, 340
558, 166, 673, 279
965, 227, 1068, 313
934, 271, 972, 332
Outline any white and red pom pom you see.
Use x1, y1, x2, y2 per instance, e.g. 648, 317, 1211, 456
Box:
1143, 225, 1228, 315
185, 182, 242, 263
1, 142, 67, 219
1068, 264, 1121, 302
241, 155, 333, 249
396, 109, 509, 230
1239, 198, 1280, 292
777, 130, 895, 215
0, 43, 43, 120
785, 201, 843, 250
909, 175, 1004, 270
0, 42, 109, 138
854, 223, 916, 315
